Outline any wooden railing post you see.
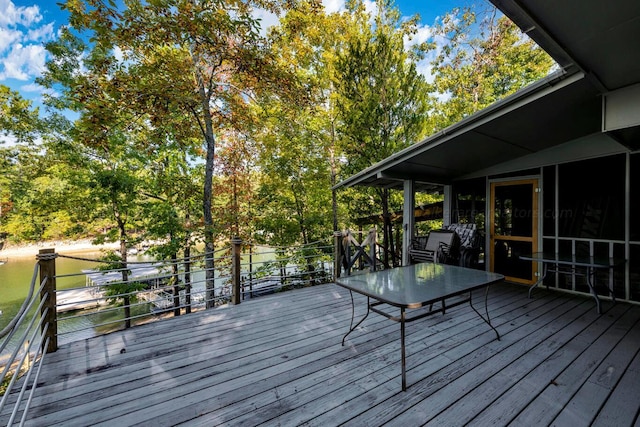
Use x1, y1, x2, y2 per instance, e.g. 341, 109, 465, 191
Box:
38, 248, 57, 353
333, 231, 342, 280
345, 231, 352, 276
368, 228, 377, 272
231, 237, 242, 305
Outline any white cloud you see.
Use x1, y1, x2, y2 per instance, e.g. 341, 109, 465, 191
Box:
19, 81, 42, 92
26, 22, 54, 43
410, 24, 433, 46
417, 56, 436, 83
0, 1, 53, 83
113, 45, 124, 63
0, 42, 46, 80
0, 27, 21, 53
323, 0, 345, 13
363, 0, 377, 16
1, 133, 19, 146
0, 0, 41, 27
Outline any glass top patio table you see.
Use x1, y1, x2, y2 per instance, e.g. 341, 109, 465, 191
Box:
519, 251, 625, 314
519, 251, 624, 269
335, 263, 505, 309
335, 263, 504, 391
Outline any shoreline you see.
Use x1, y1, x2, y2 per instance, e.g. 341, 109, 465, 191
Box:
0, 240, 120, 259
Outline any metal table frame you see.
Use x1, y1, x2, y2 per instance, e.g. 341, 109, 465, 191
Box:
519, 252, 625, 314
335, 263, 504, 391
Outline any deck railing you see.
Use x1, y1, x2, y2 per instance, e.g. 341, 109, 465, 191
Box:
0, 260, 49, 426
334, 228, 393, 277
52, 239, 335, 348
0, 237, 339, 425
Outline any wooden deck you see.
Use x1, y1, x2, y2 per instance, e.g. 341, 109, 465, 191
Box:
3, 281, 640, 426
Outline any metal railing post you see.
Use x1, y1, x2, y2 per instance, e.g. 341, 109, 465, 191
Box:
38, 248, 57, 353
231, 237, 242, 304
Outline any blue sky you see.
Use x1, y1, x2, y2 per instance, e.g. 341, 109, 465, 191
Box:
0, 0, 473, 112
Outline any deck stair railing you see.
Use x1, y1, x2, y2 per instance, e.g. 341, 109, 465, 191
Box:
334, 228, 387, 277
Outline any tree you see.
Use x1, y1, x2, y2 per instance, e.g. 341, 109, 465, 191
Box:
429, 5, 556, 129
41, 0, 310, 308
332, 0, 431, 265
0, 85, 43, 239
141, 145, 202, 314
0, 85, 41, 144
252, 1, 353, 246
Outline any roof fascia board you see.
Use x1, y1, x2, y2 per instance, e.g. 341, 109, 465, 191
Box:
490, 0, 608, 92
335, 69, 585, 190
490, 0, 574, 66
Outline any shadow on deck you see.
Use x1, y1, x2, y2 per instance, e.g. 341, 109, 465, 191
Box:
2, 281, 640, 426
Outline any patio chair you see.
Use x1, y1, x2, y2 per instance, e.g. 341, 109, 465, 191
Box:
409, 229, 460, 265
443, 223, 480, 268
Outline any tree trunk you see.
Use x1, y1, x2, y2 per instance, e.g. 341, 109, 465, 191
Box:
330, 120, 339, 233
193, 56, 217, 309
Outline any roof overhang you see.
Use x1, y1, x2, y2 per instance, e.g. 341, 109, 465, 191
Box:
335, 0, 640, 192
336, 68, 601, 190
490, 0, 640, 92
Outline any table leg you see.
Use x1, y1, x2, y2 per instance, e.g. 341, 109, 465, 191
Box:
342, 291, 370, 346
585, 267, 603, 314
528, 262, 548, 298
469, 287, 500, 341
401, 307, 406, 392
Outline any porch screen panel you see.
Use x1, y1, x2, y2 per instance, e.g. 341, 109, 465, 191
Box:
542, 165, 556, 236
452, 177, 487, 265
631, 153, 640, 242
558, 155, 625, 240
452, 178, 486, 229
631, 244, 640, 302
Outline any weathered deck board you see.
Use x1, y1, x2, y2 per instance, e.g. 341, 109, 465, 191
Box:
509, 305, 640, 426
591, 349, 640, 426
2, 281, 640, 427
459, 301, 631, 426
338, 292, 593, 427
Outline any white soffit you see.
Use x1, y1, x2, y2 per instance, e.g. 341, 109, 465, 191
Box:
603, 83, 640, 131
460, 133, 628, 180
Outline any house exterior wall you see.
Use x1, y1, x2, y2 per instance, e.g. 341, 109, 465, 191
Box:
450, 138, 640, 304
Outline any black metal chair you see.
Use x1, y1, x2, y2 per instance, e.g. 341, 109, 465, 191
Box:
409, 229, 460, 265
443, 223, 481, 268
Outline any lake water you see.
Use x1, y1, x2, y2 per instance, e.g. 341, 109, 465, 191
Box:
0, 249, 162, 355
1, 245, 328, 357
0, 251, 111, 330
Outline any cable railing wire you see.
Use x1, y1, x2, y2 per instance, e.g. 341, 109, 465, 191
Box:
0, 237, 337, 426
0, 285, 45, 425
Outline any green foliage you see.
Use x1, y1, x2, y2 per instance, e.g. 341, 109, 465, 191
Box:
0, 85, 41, 144
333, 0, 431, 177
103, 281, 146, 306
97, 251, 146, 306
1, 0, 559, 259
429, 5, 556, 129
